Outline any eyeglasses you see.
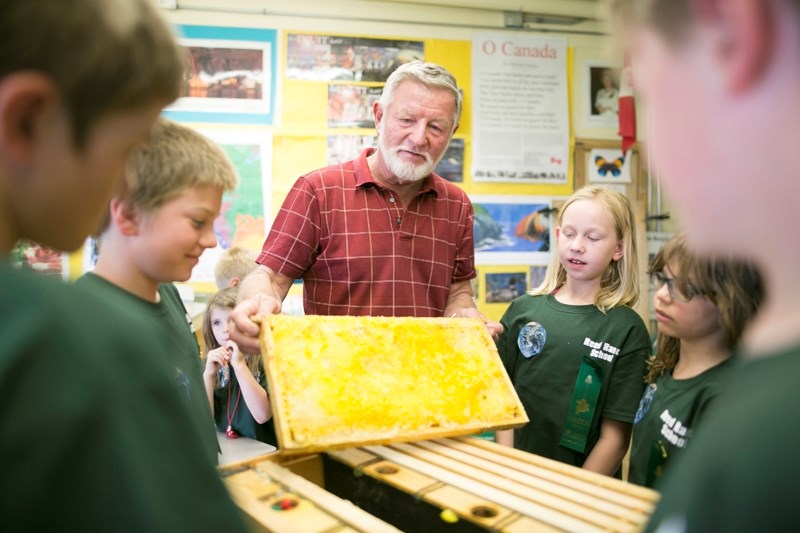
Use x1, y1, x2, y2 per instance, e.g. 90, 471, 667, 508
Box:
650, 271, 700, 303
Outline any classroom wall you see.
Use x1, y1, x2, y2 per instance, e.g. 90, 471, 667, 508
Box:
152, 0, 658, 322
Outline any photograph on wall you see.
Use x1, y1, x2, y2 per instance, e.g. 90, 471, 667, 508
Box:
585, 62, 621, 127
486, 271, 527, 303
587, 148, 632, 184
434, 138, 464, 183
287, 33, 424, 82
327, 134, 378, 165
165, 25, 276, 124
189, 128, 273, 284
12, 240, 69, 279
328, 85, 382, 128
471, 195, 554, 265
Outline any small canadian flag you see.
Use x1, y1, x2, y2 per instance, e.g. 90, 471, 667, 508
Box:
618, 54, 636, 155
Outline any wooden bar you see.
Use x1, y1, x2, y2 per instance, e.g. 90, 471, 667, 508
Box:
224, 435, 658, 532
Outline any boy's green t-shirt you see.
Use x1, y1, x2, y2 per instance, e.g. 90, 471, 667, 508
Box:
0, 261, 245, 531
77, 272, 218, 464
646, 349, 800, 532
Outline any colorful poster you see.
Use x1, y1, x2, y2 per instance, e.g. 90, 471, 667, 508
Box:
287, 33, 424, 82
486, 271, 527, 303
189, 128, 273, 284
164, 25, 277, 124
327, 85, 382, 128
471, 195, 554, 265
436, 139, 465, 183
12, 240, 69, 279
327, 134, 377, 165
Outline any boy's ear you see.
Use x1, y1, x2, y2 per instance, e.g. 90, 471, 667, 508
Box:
0, 73, 60, 165
109, 198, 141, 236
692, 0, 773, 93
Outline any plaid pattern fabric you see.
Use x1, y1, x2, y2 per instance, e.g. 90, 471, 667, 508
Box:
258, 148, 475, 317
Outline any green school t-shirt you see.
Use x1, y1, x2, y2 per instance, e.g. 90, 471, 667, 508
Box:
498, 293, 650, 467
77, 273, 218, 464
645, 348, 800, 532
628, 359, 730, 488
0, 261, 246, 531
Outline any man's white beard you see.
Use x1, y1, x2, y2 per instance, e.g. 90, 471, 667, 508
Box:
380, 135, 438, 184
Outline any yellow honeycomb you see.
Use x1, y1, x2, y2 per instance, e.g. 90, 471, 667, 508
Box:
259, 315, 528, 453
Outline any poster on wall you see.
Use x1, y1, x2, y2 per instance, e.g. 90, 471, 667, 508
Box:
327, 134, 378, 165
471, 195, 554, 265
485, 271, 527, 303
471, 34, 569, 183
327, 85, 382, 128
584, 62, 621, 128
287, 34, 424, 82
436, 138, 465, 183
12, 240, 69, 279
164, 25, 277, 124
189, 128, 273, 284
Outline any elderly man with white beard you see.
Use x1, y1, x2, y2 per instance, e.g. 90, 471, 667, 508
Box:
230, 61, 501, 353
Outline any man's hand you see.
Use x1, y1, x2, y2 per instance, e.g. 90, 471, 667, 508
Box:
228, 295, 281, 354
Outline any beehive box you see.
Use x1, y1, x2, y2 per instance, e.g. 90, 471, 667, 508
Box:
257, 315, 528, 455
221, 436, 660, 533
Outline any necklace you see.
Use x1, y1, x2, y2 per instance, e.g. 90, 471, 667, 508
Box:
226, 378, 242, 439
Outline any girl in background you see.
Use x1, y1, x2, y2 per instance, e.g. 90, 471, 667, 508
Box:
629, 234, 763, 488
202, 287, 277, 446
496, 185, 650, 476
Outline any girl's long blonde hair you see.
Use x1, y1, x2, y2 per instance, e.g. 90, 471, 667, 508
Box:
645, 233, 764, 382
528, 185, 640, 313
202, 287, 262, 377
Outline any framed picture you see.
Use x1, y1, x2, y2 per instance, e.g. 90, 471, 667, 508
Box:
485, 271, 527, 304
584, 62, 621, 128
327, 134, 377, 165
471, 195, 554, 265
587, 148, 632, 184
188, 127, 273, 285
13, 240, 69, 279
164, 25, 277, 124
287, 33, 424, 82
328, 85, 382, 128
435, 138, 464, 183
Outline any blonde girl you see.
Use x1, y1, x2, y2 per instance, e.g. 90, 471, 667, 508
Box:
202, 287, 276, 445
496, 185, 650, 476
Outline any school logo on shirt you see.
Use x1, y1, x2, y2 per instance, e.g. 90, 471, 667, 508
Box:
658, 409, 692, 448
518, 321, 546, 358
583, 337, 620, 362
634, 383, 657, 424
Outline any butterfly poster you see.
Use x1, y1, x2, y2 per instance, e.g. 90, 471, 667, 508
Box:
587, 148, 632, 184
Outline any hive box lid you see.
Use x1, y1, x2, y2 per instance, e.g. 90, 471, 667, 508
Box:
258, 315, 528, 455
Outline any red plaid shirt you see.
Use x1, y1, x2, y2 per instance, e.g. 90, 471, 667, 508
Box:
258, 148, 475, 317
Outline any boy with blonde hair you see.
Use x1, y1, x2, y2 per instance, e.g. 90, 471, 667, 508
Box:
0, 0, 245, 530
78, 118, 239, 463
215, 245, 259, 289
